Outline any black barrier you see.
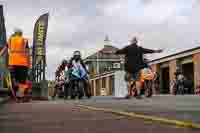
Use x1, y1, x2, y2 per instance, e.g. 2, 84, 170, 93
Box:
0, 5, 7, 90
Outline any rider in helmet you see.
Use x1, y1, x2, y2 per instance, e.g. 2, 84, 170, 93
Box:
60, 59, 68, 71
68, 50, 91, 98
69, 51, 86, 70
53, 59, 68, 99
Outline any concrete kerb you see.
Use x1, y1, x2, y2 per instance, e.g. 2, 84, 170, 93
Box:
77, 104, 200, 129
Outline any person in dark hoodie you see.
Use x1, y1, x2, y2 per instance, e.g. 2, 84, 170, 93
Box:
115, 37, 162, 99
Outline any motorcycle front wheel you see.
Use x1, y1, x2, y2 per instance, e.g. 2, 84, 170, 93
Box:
78, 81, 84, 99
69, 81, 76, 99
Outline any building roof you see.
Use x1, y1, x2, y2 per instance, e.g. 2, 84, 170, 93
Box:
84, 45, 123, 61
149, 46, 200, 65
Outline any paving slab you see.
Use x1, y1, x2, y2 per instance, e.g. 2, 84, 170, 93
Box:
76, 95, 200, 123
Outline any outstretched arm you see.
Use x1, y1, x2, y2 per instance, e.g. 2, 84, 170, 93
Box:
140, 47, 162, 54
115, 46, 129, 55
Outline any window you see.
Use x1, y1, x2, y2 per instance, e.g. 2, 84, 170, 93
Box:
102, 77, 106, 88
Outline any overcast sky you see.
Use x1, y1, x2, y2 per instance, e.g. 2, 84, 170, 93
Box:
1, 0, 200, 80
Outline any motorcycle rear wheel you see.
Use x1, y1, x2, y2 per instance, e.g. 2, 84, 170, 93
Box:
144, 80, 153, 98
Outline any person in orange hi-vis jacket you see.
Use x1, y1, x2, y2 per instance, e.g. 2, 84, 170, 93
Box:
0, 28, 31, 102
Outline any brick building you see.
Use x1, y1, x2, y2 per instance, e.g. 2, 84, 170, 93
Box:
84, 37, 124, 96
150, 46, 200, 94
89, 46, 200, 96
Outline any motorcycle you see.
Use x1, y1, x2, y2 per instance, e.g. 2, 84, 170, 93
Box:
53, 79, 65, 99
68, 65, 88, 99
131, 67, 155, 98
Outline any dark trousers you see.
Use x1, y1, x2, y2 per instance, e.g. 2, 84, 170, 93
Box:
10, 65, 28, 84
64, 83, 70, 98
9, 66, 28, 97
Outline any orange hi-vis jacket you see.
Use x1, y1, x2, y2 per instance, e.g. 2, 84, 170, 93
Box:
8, 35, 30, 67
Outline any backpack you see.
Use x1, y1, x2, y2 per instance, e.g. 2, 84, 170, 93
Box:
140, 68, 155, 81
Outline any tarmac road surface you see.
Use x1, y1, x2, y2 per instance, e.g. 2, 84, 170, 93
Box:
0, 100, 199, 133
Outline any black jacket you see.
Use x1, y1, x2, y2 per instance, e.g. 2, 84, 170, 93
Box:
116, 43, 156, 73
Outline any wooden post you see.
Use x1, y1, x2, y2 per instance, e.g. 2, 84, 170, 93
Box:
193, 53, 200, 90
93, 80, 96, 96
106, 76, 110, 95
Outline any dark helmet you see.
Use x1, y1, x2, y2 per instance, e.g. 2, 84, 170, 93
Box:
73, 50, 81, 60
73, 50, 81, 56
59, 60, 67, 71
175, 66, 182, 75
61, 59, 68, 66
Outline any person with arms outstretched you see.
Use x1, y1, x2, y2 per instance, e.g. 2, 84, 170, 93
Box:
115, 37, 162, 99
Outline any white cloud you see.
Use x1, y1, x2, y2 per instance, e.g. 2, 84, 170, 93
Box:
2, 0, 200, 80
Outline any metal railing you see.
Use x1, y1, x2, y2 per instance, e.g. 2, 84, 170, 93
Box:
90, 71, 115, 96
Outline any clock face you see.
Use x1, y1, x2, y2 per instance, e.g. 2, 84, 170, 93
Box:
113, 63, 120, 69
